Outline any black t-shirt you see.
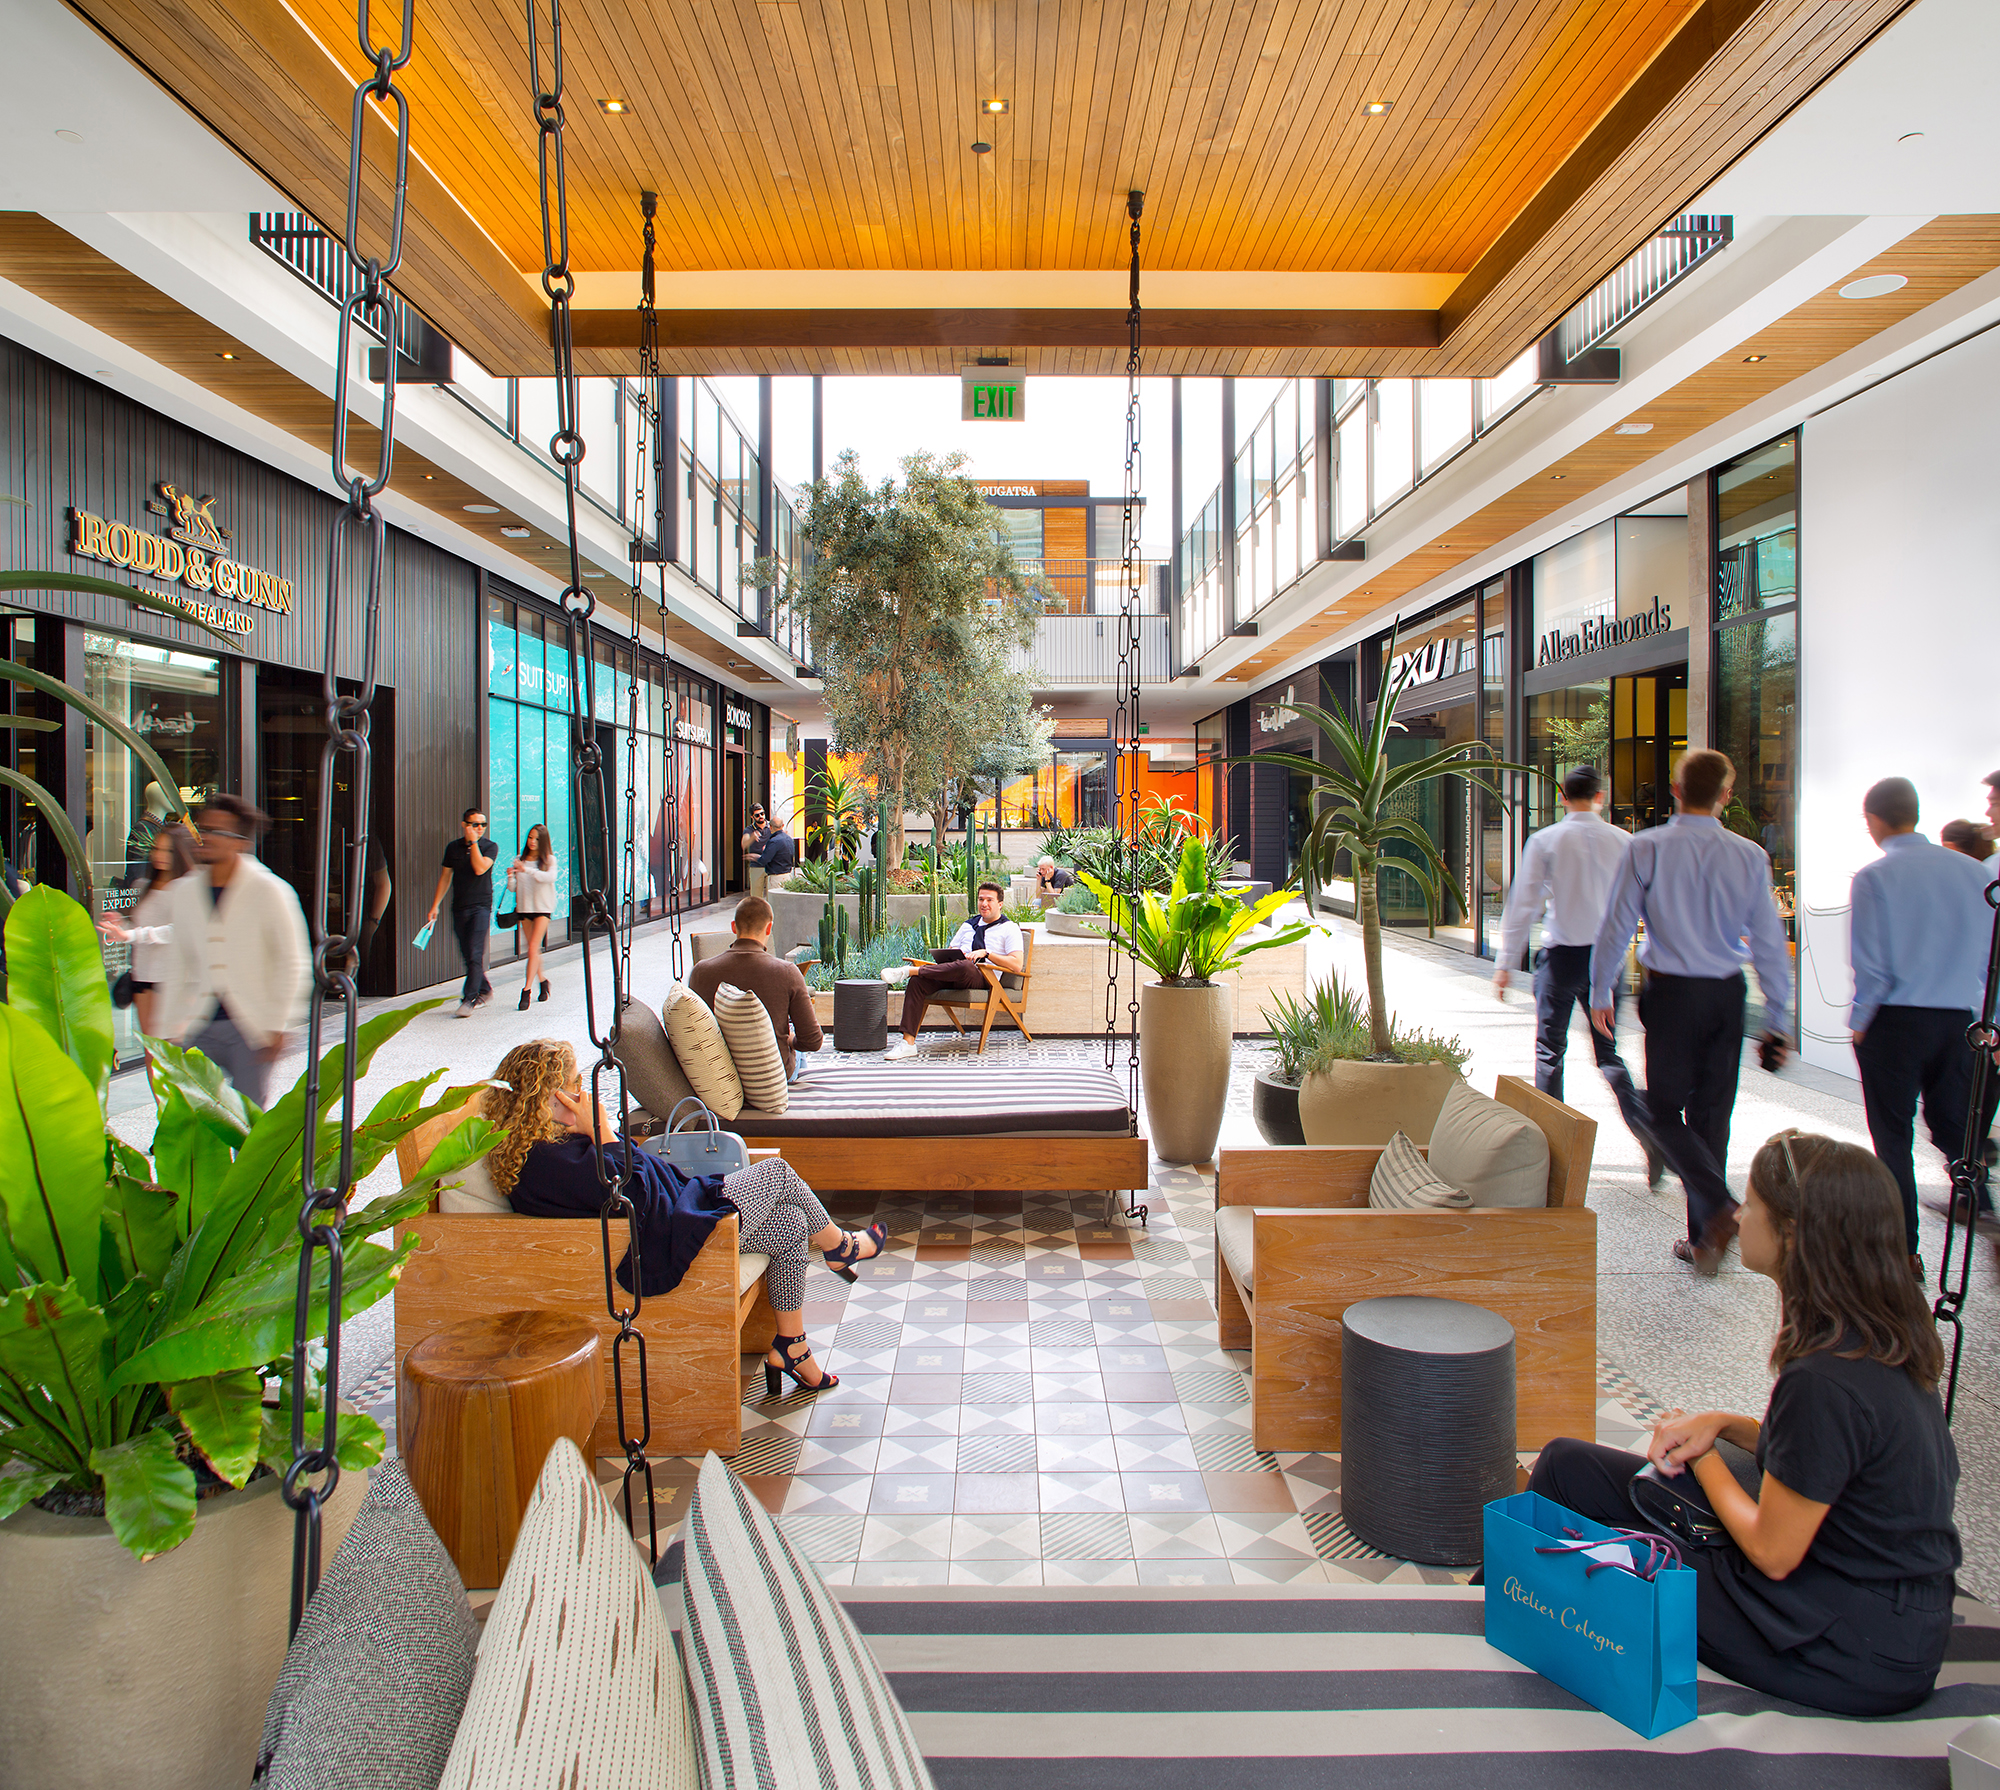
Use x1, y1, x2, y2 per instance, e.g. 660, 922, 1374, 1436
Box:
1758, 1345, 1960, 1584
1037, 866, 1074, 891
755, 829, 796, 873
441, 836, 498, 910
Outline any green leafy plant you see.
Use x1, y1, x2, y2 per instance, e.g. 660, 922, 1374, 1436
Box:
802, 922, 929, 992
1054, 881, 1102, 916
0, 886, 496, 1559
784, 857, 853, 896
1302, 1016, 1471, 1075
1239, 622, 1541, 1057
806, 765, 868, 868
1003, 901, 1040, 925
1260, 977, 1367, 1086
1079, 836, 1311, 986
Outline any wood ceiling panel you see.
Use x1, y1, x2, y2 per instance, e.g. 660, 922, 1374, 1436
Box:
1223, 215, 2000, 685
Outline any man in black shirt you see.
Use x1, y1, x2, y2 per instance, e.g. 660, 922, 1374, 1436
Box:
425, 806, 497, 1015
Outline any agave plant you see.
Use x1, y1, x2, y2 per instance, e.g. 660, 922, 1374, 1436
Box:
1237, 623, 1542, 1057
0, 886, 496, 1558
1079, 835, 1312, 985
806, 765, 867, 867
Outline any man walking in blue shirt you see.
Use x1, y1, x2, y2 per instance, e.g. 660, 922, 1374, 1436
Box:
1591, 749, 1793, 1274
1848, 776, 1995, 1258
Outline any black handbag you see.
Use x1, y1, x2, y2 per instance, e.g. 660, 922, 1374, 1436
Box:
1628, 1443, 1762, 1549
111, 969, 135, 1010
492, 906, 519, 930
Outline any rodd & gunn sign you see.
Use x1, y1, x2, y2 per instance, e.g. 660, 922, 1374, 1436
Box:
1536, 594, 1673, 667
67, 483, 295, 638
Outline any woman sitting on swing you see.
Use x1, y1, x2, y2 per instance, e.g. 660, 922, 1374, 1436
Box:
481, 1040, 887, 1397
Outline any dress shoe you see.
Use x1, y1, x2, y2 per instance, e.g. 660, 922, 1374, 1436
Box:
518, 987, 532, 1011
1644, 1143, 1668, 1190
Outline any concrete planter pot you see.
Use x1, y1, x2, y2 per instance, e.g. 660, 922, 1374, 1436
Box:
1251, 1072, 1307, 1146
767, 881, 966, 956
1140, 981, 1233, 1166
0, 1461, 366, 1790
1044, 910, 1110, 938
1297, 1058, 1462, 1147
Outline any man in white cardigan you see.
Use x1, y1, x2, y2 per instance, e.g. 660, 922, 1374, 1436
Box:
154, 793, 311, 1107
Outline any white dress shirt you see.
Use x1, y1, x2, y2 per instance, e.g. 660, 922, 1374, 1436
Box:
153, 854, 312, 1048
1496, 809, 1633, 967
949, 916, 1024, 962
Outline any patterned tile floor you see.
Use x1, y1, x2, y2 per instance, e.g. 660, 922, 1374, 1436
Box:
354, 1158, 1662, 1589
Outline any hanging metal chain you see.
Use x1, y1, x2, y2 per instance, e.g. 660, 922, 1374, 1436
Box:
1106, 189, 1146, 1225
527, 0, 655, 1557
619, 193, 660, 1000
285, 0, 414, 1638
1937, 880, 2000, 1420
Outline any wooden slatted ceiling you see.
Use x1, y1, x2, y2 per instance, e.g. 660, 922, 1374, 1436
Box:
1223, 214, 2000, 685
0, 214, 778, 681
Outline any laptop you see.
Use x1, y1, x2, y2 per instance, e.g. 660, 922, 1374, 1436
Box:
929, 948, 968, 964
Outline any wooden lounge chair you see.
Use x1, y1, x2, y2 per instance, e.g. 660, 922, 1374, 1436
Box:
392, 1103, 777, 1460
1214, 1075, 1597, 1455
907, 930, 1036, 1050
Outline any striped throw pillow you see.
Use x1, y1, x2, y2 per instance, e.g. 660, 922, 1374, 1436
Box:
438, 1439, 697, 1790
680, 1453, 934, 1790
662, 982, 743, 1120
1368, 1129, 1472, 1210
712, 983, 790, 1115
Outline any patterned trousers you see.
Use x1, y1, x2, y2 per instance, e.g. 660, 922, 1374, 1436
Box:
721, 1157, 832, 1312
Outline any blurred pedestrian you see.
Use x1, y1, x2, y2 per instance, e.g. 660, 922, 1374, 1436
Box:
424, 806, 497, 1016
97, 819, 196, 1037
507, 822, 559, 1010
1941, 818, 1995, 864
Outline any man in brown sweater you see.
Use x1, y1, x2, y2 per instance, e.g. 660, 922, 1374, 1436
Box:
688, 895, 824, 1076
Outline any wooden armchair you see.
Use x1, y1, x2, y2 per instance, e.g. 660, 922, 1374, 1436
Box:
1215, 1075, 1597, 1456
392, 1103, 777, 1460
908, 929, 1036, 1050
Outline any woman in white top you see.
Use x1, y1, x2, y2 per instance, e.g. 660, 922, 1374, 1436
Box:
98, 821, 196, 1038
507, 823, 560, 1010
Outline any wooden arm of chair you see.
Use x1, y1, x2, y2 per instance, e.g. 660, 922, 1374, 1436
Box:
1217, 1145, 1392, 1208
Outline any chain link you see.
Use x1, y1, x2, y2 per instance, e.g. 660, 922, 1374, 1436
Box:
285, 0, 414, 1638
1106, 190, 1146, 1226
527, 0, 655, 1557
619, 193, 660, 1001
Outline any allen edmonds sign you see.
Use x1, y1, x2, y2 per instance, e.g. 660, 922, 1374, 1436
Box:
67, 483, 295, 638
1537, 594, 1673, 667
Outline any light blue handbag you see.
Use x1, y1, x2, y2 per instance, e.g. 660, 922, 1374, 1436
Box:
642, 1096, 749, 1179
1483, 1490, 1698, 1738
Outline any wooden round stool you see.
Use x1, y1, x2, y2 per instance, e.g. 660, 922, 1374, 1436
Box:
398, 1309, 606, 1588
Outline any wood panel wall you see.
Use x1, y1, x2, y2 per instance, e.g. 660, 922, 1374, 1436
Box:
0, 337, 480, 996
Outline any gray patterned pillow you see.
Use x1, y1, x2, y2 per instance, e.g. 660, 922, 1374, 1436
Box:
613, 994, 698, 1122
255, 1461, 477, 1789
1368, 1130, 1472, 1210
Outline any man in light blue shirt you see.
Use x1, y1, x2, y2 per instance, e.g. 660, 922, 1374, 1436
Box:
1849, 776, 1996, 1255
1590, 749, 1793, 1274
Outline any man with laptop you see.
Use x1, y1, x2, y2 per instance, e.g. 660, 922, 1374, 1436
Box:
885, 881, 1023, 1060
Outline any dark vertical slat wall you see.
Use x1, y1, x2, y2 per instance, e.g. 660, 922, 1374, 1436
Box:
0, 336, 478, 995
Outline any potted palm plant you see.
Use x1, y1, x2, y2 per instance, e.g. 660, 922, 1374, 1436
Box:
0, 886, 495, 1790
1239, 627, 1539, 1144
1081, 837, 1311, 1165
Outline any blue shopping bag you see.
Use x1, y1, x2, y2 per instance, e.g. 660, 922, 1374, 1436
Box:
1483, 1491, 1698, 1738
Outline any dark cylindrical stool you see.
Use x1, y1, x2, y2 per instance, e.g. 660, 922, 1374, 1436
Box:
1340, 1295, 1516, 1566
833, 977, 888, 1051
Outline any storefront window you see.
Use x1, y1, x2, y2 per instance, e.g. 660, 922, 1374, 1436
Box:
86, 632, 223, 1062
486, 595, 571, 938
665, 673, 716, 908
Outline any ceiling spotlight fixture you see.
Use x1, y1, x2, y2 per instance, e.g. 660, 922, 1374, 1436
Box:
54, 129, 83, 145
217, 350, 237, 360
970, 139, 992, 154
597, 97, 629, 114
1361, 100, 1393, 116
423, 472, 435, 480
1614, 421, 1653, 435
984, 99, 1009, 114
1549, 473, 1566, 480
1897, 131, 1925, 146
1742, 353, 1767, 363
500, 525, 532, 538
463, 503, 500, 514
1839, 273, 1908, 300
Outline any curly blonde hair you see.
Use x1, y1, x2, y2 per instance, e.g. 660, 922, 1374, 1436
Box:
483, 1039, 578, 1195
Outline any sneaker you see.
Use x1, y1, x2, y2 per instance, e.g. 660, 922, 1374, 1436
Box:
883, 1039, 919, 1061
454, 1001, 474, 1018
472, 990, 492, 1010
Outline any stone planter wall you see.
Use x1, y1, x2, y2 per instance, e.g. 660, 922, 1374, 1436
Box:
768, 882, 967, 956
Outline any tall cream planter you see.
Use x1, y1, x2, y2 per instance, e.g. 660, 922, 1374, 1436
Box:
1140, 981, 1233, 1166
0, 1464, 365, 1790
1297, 1059, 1461, 1146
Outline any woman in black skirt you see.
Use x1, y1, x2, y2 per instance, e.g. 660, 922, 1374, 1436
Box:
1531, 1131, 1960, 1716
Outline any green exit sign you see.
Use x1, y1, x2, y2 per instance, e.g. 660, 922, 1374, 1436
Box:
960, 366, 1026, 421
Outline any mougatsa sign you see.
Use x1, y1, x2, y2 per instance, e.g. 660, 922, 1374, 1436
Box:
66, 482, 295, 637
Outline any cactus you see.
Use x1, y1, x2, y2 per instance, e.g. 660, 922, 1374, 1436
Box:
856, 864, 876, 952
818, 891, 850, 977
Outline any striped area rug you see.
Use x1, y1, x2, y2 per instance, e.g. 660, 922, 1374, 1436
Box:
656, 1555, 2000, 1787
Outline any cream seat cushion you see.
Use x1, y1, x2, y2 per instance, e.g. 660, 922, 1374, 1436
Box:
1215, 1205, 1256, 1304
711, 983, 789, 1116
1427, 1077, 1551, 1208
436, 1148, 510, 1215
738, 1252, 769, 1293
662, 982, 744, 1120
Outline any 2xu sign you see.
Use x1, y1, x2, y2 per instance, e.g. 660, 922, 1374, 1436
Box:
68, 483, 295, 638
961, 366, 1026, 422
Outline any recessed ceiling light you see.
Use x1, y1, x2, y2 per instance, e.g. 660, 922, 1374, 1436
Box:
1897, 131, 1925, 146
54, 130, 83, 145
463, 503, 500, 514
217, 350, 236, 360
423, 472, 434, 480
971, 140, 992, 154
1839, 273, 1908, 300
1742, 353, 1767, 363
1614, 421, 1653, 435
984, 99, 1009, 114
1549, 473, 1566, 480
1362, 100, 1393, 117
597, 98, 629, 115
500, 526, 532, 538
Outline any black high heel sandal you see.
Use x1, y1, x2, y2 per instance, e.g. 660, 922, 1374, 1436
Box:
822, 1222, 888, 1284
518, 988, 532, 1011
764, 1333, 837, 1398
538, 979, 551, 1002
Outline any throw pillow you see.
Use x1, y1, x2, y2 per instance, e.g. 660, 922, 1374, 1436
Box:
436, 1148, 510, 1215
1426, 1077, 1551, 1208
613, 994, 699, 1124
680, 1453, 934, 1790
712, 983, 789, 1115
1367, 1130, 1471, 1211
439, 1439, 697, 1790
255, 1461, 478, 1790
661, 982, 744, 1121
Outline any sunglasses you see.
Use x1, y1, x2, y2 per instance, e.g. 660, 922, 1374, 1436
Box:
203, 827, 250, 842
